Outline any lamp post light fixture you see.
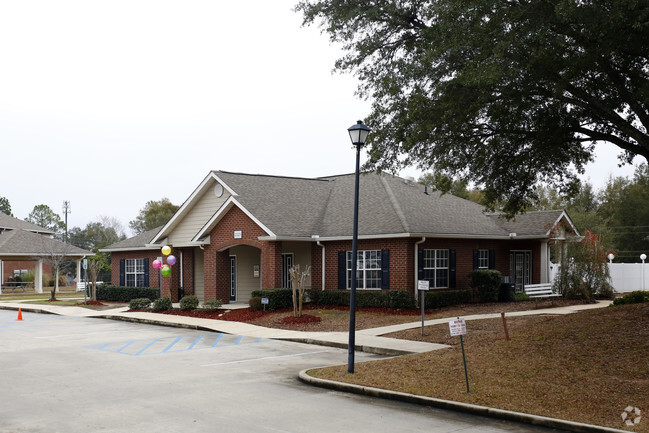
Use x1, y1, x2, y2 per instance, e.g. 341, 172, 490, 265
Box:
641, 254, 647, 291
607, 253, 615, 264
347, 120, 371, 374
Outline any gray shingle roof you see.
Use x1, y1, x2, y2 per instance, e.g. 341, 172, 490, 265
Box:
0, 229, 92, 257
101, 226, 163, 251
108, 171, 572, 248
0, 212, 54, 234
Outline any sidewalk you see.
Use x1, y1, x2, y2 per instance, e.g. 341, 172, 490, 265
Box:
0, 299, 612, 356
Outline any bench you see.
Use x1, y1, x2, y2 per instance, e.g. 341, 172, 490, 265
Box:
2, 281, 30, 293
524, 283, 561, 307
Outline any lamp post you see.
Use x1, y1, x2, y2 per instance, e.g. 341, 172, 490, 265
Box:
641, 254, 647, 291
607, 253, 615, 264
347, 120, 371, 374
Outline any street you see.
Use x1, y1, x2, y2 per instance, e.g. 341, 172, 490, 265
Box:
0, 310, 564, 433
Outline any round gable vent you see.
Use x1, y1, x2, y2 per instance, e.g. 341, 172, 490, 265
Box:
214, 184, 224, 197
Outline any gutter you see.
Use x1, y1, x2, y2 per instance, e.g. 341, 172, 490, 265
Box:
414, 237, 426, 300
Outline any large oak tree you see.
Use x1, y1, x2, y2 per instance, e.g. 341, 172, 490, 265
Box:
297, 0, 649, 215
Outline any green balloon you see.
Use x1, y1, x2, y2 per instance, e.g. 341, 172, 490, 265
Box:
161, 265, 171, 277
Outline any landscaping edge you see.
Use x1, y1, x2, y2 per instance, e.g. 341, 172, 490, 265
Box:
297, 369, 631, 433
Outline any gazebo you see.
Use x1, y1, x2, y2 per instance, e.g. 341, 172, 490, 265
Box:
0, 213, 93, 294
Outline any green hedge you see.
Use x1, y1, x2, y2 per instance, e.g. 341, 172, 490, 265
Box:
97, 285, 161, 302
612, 291, 649, 306
468, 269, 502, 303
251, 289, 294, 310
423, 289, 473, 309
309, 290, 416, 309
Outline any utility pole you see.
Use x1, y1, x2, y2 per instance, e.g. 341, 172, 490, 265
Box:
62, 201, 71, 242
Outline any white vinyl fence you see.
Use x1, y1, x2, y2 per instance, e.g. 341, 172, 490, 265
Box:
549, 261, 648, 293
608, 263, 649, 293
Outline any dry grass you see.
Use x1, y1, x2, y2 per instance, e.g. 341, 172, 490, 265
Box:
308, 303, 649, 431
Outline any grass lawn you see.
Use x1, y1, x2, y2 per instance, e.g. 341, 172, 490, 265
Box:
307, 302, 649, 432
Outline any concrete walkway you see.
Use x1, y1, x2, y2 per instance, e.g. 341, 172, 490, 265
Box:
0, 299, 612, 356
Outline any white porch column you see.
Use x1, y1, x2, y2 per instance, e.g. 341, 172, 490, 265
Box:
35, 259, 43, 293
76, 259, 82, 290
540, 240, 549, 283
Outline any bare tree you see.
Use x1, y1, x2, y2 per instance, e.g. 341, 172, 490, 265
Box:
288, 265, 311, 318
86, 254, 108, 302
36, 239, 73, 301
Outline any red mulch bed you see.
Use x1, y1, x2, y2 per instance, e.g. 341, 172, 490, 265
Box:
77, 300, 106, 306
129, 305, 416, 323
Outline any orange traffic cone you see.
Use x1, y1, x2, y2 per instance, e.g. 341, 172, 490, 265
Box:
16, 308, 23, 321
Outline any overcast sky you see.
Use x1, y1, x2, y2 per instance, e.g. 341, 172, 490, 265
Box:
0, 1, 640, 236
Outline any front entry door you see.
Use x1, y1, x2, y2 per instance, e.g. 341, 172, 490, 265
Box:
229, 256, 237, 302
510, 251, 532, 293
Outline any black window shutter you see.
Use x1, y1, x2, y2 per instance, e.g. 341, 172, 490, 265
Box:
119, 259, 125, 286
143, 258, 149, 287
489, 250, 496, 270
449, 249, 457, 288
472, 249, 478, 270
381, 249, 390, 290
337, 251, 346, 290
417, 249, 424, 281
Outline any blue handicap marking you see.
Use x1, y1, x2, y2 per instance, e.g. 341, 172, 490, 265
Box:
84, 333, 264, 356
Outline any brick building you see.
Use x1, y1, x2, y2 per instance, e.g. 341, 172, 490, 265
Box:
102, 171, 579, 303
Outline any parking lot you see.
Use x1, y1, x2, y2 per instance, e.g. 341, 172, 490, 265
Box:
0, 310, 564, 433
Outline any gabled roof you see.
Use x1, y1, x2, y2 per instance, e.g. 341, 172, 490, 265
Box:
0, 212, 54, 235
488, 210, 579, 238
0, 229, 92, 257
100, 226, 163, 252
106, 170, 577, 250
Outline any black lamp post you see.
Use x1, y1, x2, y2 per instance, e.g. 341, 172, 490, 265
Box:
347, 120, 371, 373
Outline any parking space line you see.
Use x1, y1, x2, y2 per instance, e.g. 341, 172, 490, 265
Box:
200, 350, 333, 367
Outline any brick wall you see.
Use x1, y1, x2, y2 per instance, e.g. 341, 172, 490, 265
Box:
2, 260, 53, 283
312, 237, 543, 295
109, 250, 162, 289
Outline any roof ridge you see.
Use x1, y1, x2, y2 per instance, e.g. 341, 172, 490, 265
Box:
214, 170, 332, 182
379, 175, 410, 233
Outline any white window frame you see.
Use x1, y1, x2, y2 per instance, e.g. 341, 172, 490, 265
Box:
125, 258, 145, 287
478, 249, 489, 269
346, 250, 382, 290
423, 249, 449, 288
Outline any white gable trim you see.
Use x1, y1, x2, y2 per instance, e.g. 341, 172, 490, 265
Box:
151, 171, 238, 244
192, 196, 276, 242
547, 210, 580, 238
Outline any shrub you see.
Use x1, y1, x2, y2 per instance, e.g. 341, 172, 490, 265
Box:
129, 298, 152, 310
468, 270, 502, 303
97, 285, 161, 302
152, 296, 172, 312
249, 297, 263, 311
309, 290, 416, 309
251, 289, 293, 310
423, 289, 473, 309
202, 299, 223, 311
612, 291, 649, 306
179, 295, 199, 311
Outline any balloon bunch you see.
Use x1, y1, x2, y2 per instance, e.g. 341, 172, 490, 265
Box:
152, 245, 176, 277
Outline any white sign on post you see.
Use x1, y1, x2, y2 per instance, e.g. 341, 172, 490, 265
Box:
83, 259, 88, 270
418, 280, 430, 291
449, 318, 467, 336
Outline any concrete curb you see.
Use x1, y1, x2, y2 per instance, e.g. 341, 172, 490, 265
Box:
298, 370, 631, 433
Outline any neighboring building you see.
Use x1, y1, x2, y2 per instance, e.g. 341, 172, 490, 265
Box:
101, 171, 579, 303
0, 213, 92, 293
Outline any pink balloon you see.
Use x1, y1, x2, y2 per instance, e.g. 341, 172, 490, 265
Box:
167, 255, 177, 266
152, 259, 162, 269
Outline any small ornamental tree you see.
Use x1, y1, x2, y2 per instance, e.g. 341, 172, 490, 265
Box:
553, 230, 614, 300
288, 264, 311, 318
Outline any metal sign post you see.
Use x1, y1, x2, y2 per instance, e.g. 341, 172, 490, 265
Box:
83, 258, 88, 304
449, 317, 470, 392
418, 280, 429, 336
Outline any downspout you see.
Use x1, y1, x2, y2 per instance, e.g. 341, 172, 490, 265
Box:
414, 237, 426, 300
317, 240, 325, 290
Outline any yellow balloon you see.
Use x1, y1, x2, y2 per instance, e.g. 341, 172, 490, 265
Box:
162, 245, 171, 256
